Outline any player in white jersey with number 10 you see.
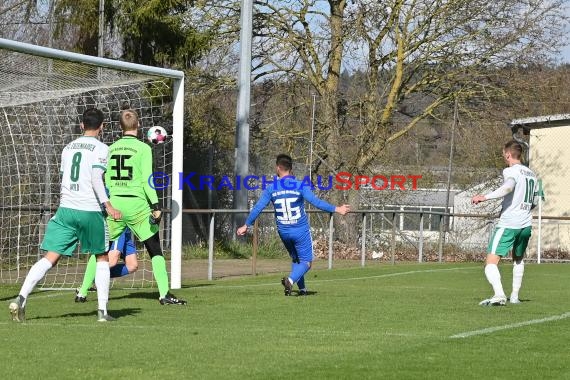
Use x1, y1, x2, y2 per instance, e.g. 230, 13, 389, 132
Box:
9, 108, 121, 323
472, 140, 538, 306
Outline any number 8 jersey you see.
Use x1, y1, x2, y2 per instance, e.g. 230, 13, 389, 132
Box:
60, 136, 109, 211
245, 176, 336, 232
498, 163, 538, 229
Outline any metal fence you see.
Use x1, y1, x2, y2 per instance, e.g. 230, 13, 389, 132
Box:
181, 208, 570, 280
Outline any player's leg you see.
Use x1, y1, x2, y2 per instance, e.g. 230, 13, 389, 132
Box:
143, 232, 185, 305
297, 275, 307, 295
10, 208, 74, 322
510, 226, 532, 304
279, 229, 312, 296
76, 255, 97, 302
93, 253, 115, 321
9, 251, 61, 322
108, 248, 121, 267
277, 233, 296, 295
292, 229, 313, 295
78, 210, 114, 321
109, 229, 137, 278
75, 223, 128, 301
121, 201, 186, 305
480, 227, 513, 306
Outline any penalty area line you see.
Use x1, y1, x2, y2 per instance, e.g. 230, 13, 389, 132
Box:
450, 312, 570, 339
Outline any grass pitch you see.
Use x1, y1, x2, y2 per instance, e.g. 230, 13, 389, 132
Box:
1, 262, 569, 379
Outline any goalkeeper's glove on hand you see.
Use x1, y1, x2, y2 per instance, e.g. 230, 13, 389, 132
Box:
150, 204, 162, 225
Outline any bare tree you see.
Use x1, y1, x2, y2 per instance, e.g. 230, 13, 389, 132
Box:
197, 0, 567, 243
0, 0, 50, 43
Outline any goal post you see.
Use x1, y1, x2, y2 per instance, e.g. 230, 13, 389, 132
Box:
0, 38, 184, 289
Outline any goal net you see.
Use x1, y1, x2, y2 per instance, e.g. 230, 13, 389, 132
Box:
0, 38, 184, 290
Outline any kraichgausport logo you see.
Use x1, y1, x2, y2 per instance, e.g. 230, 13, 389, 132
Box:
148, 172, 422, 191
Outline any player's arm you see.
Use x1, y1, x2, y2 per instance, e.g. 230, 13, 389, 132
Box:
531, 178, 543, 210
236, 188, 272, 235
472, 177, 515, 204
140, 145, 162, 224
301, 187, 350, 215
141, 145, 159, 206
92, 167, 121, 219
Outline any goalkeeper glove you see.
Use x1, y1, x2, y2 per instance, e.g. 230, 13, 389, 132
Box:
149, 204, 162, 225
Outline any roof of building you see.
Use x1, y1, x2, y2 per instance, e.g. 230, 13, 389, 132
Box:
511, 114, 570, 129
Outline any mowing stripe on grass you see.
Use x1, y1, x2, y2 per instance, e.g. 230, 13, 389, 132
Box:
194, 266, 479, 290
0, 321, 148, 329
450, 312, 570, 339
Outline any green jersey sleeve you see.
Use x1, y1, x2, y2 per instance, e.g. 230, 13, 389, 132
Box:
141, 144, 159, 205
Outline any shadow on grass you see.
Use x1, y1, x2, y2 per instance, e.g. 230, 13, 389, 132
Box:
111, 291, 161, 301
30, 307, 143, 320
292, 290, 318, 297
181, 283, 215, 289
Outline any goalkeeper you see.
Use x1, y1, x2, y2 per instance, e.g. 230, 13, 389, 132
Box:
104, 108, 186, 305
75, 227, 137, 302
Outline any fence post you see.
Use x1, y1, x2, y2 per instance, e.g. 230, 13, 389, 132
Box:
208, 212, 215, 280
537, 187, 542, 264
419, 212, 424, 263
437, 214, 444, 263
252, 219, 258, 275
361, 212, 366, 267
328, 213, 334, 269
391, 212, 396, 265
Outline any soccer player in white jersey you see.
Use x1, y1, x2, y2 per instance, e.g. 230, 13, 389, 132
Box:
9, 108, 121, 322
472, 140, 538, 306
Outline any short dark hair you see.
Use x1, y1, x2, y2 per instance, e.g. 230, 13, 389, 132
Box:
276, 154, 293, 171
82, 108, 104, 130
504, 140, 523, 160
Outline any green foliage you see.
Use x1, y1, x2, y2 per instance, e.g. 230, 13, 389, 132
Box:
111, 0, 210, 67
54, 0, 100, 55
55, 0, 213, 68
182, 237, 288, 259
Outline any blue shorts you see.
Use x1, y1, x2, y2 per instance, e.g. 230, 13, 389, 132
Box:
108, 228, 136, 259
278, 228, 313, 263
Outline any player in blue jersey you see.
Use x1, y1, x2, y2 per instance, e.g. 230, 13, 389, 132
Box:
75, 227, 138, 302
237, 154, 350, 296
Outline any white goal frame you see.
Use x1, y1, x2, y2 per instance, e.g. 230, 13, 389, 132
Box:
0, 38, 185, 289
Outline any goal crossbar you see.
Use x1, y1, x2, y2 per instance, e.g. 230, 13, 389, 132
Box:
0, 38, 184, 80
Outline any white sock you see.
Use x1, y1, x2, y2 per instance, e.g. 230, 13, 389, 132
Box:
484, 264, 505, 297
19, 258, 53, 307
95, 261, 110, 313
511, 261, 525, 298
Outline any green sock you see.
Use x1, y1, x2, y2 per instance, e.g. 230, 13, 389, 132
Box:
151, 256, 170, 298
79, 255, 97, 295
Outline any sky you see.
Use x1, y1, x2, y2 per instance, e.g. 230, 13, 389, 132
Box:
561, 45, 570, 63
32, 0, 570, 63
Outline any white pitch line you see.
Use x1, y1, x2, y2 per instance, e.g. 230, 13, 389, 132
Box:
193, 266, 479, 290
450, 312, 570, 339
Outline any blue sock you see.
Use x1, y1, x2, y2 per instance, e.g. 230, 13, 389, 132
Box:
110, 264, 129, 278
289, 262, 310, 284
297, 275, 306, 290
